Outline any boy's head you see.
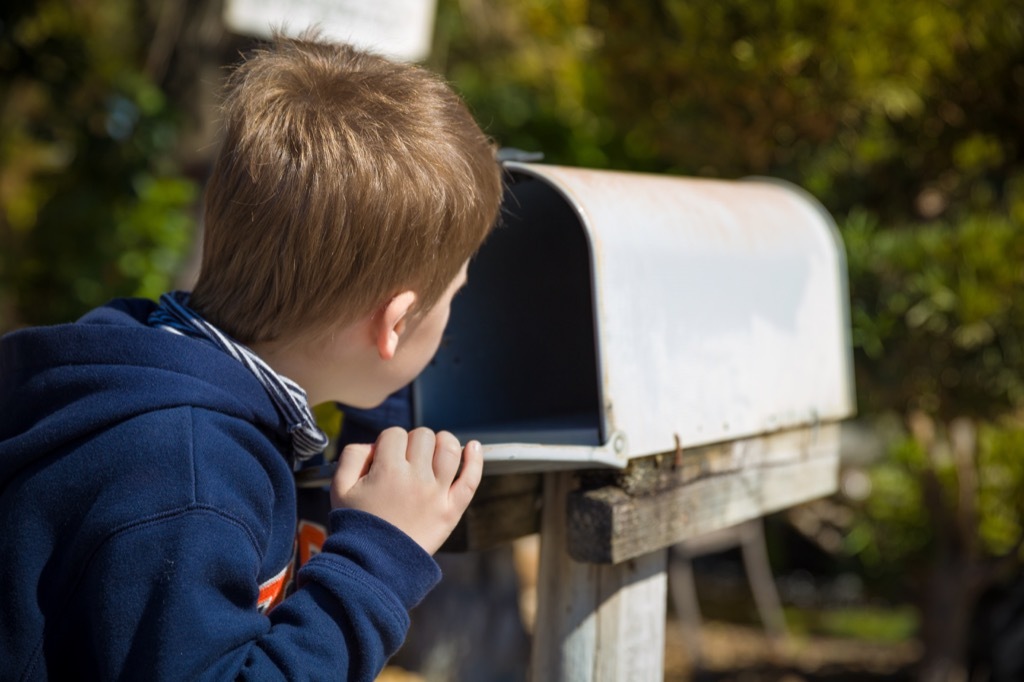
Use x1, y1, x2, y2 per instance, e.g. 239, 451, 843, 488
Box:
191, 34, 503, 345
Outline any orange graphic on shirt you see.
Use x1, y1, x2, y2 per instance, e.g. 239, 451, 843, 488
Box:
256, 519, 328, 614
297, 519, 327, 567
257, 562, 293, 614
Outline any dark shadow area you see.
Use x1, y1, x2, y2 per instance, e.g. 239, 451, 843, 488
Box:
414, 173, 604, 447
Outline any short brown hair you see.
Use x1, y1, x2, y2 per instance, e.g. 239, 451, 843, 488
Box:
191, 34, 502, 344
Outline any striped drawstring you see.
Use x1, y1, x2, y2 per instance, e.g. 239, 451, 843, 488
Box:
148, 291, 328, 462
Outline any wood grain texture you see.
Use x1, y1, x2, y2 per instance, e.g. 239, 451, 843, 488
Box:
567, 424, 841, 563
530, 472, 668, 682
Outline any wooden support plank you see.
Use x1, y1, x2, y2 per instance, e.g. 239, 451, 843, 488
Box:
440, 424, 840, 558
567, 424, 841, 564
531, 472, 668, 682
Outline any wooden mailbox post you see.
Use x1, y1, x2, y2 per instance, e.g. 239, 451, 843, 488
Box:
533, 425, 842, 680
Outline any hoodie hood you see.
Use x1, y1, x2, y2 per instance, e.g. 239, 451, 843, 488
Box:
0, 298, 288, 484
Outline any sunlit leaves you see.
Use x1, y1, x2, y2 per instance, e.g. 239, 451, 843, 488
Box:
848, 418, 1024, 591
846, 211, 1024, 419
437, 0, 1022, 223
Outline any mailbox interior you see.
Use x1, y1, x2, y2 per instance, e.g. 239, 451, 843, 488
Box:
413, 172, 606, 448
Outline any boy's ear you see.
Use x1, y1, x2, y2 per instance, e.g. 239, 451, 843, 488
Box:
376, 290, 417, 361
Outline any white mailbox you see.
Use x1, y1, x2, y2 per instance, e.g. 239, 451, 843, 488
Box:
413, 162, 855, 473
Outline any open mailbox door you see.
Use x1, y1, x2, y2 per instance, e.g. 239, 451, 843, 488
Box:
413, 162, 856, 474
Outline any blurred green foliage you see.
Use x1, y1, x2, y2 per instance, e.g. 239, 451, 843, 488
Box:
0, 0, 197, 331
433, 0, 1023, 223
846, 211, 1024, 420
849, 422, 1024, 582
785, 604, 919, 643
839, 207, 1024, 622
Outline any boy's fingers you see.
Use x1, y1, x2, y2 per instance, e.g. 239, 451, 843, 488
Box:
432, 430, 462, 482
449, 440, 483, 511
334, 443, 374, 493
375, 426, 410, 468
406, 427, 437, 473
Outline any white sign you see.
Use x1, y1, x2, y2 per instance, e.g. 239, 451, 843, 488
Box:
224, 0, 437, 63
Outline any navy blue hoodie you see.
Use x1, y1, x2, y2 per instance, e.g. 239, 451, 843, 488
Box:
0, 298, 440, 681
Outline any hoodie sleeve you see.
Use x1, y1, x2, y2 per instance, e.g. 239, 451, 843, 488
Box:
73, 505, 440, 681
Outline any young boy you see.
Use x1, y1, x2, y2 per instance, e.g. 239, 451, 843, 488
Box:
0, 34, 503, 680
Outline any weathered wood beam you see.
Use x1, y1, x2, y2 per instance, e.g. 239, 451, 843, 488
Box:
567, 424, 842, 564
439, 424, 841, 558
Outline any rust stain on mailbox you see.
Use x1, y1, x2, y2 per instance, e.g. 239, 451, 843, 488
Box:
412, 162, 856, 474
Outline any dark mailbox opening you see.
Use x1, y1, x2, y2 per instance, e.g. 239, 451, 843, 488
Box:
413, 171, 605, 447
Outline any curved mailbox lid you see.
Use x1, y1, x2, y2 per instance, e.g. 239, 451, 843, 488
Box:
504, 162, 856, 460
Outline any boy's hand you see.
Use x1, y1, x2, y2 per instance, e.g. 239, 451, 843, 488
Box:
329, 427, 483, 555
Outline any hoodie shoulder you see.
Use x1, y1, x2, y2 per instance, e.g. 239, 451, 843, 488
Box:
0, 298, 287, 483
77, 297, 161, 326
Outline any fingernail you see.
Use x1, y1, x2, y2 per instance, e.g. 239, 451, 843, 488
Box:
469, 440, 481, 455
